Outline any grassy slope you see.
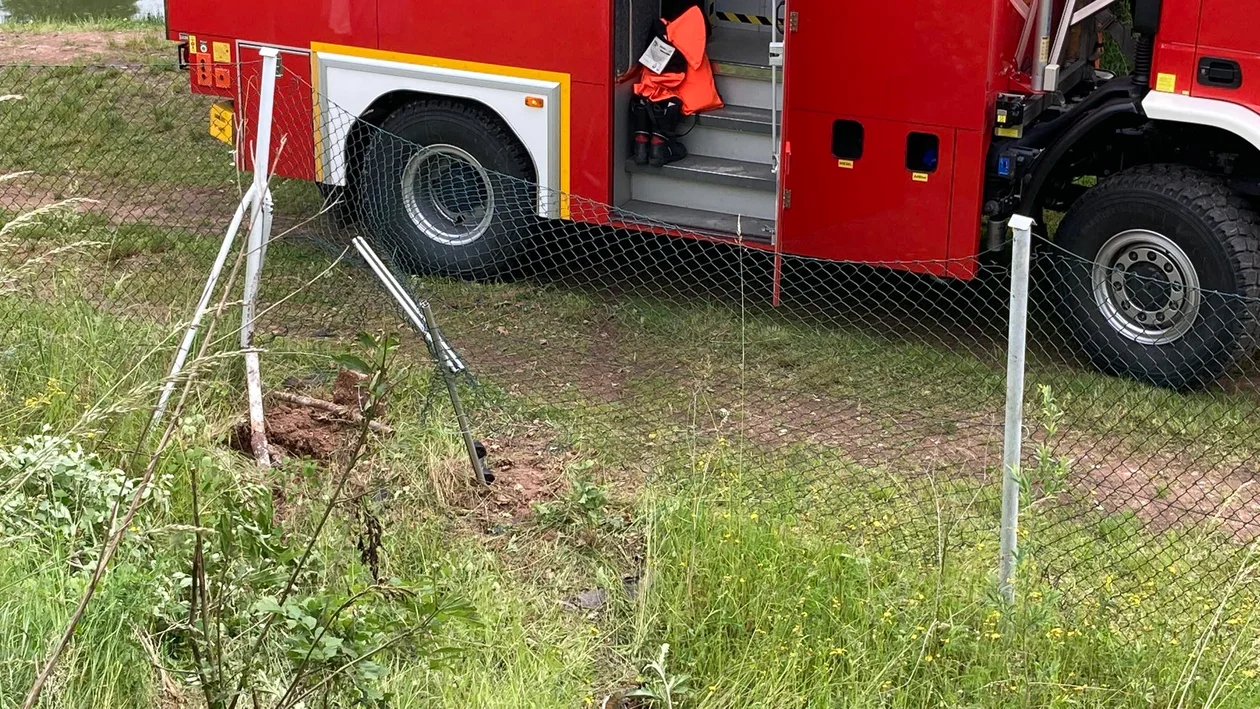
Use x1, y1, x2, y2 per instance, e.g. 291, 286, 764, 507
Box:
0, 17, 165, 33
1, 21, 1258, 709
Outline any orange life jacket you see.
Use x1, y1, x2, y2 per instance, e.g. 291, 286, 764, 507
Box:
633, 6, 724, 115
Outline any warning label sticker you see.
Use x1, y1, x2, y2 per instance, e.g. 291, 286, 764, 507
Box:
639, 36, 678, 75
213, 42, 231, 64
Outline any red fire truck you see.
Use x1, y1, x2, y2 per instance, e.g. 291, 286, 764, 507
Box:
166, 0, 1260, 389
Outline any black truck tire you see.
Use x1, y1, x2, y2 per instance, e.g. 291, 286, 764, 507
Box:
360, 99, 536, 277
1054, 164, 1260, 389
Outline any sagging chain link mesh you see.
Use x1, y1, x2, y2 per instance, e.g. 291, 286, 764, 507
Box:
2, 60, 1258, 653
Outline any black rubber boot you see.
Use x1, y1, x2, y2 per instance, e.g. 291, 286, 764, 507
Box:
647, 98, 686, 167
630, 97, 652, 166
649, 134, 688, 167
652, 98, 684, 135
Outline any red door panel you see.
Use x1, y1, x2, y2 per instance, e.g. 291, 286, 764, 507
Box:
1155, 0, 1201, 47
782, 0, 994, 132
167, 0, 378, 49
947, 129, 985, 271
238, 46, 318, 182
1190, 47, 1260, 112
781, 110, 955, 269
1192, 0, 1260, 111
1197, 0, 1256, 54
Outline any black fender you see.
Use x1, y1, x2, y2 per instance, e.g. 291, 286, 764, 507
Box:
1017, 96, 1145, 214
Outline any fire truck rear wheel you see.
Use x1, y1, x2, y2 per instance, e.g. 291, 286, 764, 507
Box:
1054, 164, 1260, 389
362, 99, 536, 277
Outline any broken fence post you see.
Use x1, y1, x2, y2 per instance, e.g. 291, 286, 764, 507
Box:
349, 237, 486, 485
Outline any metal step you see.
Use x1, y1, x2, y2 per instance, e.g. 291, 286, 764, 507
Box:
628, 172, 778, 221
714, 71, 781, 111
688, 105, 774, 165
618, 200, 776, 241
697, 104, 773, 134
708, 23, 772, 69
685, 116, 774, 165
626, 154, 776, 190
628, 158, 778, 221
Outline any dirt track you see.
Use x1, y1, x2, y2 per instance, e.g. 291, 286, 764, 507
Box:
0, 29, 162, 65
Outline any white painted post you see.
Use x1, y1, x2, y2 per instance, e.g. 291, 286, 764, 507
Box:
153, 184, 259, 426
999, 214, 1035, 603
242, 48, 281, 467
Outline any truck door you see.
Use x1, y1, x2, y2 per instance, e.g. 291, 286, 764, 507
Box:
778, 1, 981, 270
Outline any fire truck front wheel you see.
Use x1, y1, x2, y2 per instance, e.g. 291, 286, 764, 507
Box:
361, 99, 536, 277
1054, 165, 1260, 389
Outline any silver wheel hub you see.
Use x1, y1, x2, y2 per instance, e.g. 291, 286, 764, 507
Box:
401, 144, 495, 247
1091, 229, 1202, 345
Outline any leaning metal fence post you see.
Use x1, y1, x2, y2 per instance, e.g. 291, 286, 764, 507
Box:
419, 302, 488, 486
153, 183, 259, 426
999, 214, 1035, 603
349, 237, 486, 486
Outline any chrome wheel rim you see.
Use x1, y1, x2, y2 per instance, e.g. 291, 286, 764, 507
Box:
1091, 229, 1202, 345
401, 144, 494, 247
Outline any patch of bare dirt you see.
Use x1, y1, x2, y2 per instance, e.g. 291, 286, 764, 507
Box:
0, 30, 155, 65
0, 181, 239, 230
229, 402, 345, 461
576, 318, 633, 405
451, 429, 571, 527
455, 315, 1260, 543
267, 402, 347, 459
333, 369, 385, 417
1054, 429, 1260, 541
228, 371, 382, 462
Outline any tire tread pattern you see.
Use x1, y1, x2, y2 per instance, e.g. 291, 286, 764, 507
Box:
1059, 164, 1260, 388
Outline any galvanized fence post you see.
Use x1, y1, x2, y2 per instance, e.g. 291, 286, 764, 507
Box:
999, 214, 1035, 603
349, 237, 486, 485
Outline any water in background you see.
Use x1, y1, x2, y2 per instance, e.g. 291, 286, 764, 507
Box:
0, 0, 164, 22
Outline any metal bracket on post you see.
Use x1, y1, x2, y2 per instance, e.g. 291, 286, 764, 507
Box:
999, 214, 1034, 603
241, 47, 281, 468
1043, 63, 1061, 91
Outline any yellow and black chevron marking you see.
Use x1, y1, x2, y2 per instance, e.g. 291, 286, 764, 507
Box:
713, 11, 773, 24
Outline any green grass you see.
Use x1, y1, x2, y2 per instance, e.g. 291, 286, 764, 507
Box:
0, 17, 165, 34
4, 239, 1260, 707
0, 64, 234, 186
643, 479, 1260, 708
0, 543, 160, 706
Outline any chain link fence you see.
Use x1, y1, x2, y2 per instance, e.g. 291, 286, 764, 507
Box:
3, 58, 1259, 695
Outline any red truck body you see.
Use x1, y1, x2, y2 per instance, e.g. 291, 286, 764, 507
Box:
165, 1, 1260, 274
